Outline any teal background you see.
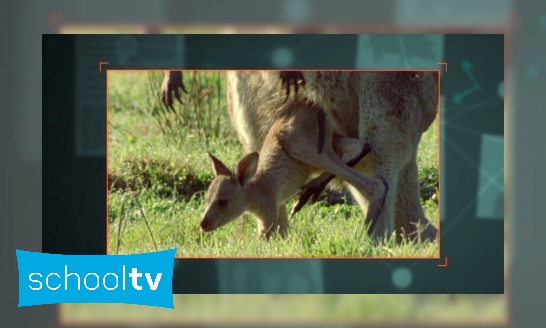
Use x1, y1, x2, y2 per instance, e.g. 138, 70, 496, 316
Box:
42, 34, 504, 294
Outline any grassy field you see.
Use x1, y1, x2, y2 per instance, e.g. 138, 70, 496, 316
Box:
107, 71, 440, 258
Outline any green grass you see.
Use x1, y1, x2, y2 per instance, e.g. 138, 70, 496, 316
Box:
107, 71, 440, 258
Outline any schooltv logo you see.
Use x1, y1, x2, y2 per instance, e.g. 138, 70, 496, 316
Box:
16, 249, 176, 308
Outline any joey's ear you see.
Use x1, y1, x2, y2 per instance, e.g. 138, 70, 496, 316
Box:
208, 152, 232, 177
235, 152, 259, 187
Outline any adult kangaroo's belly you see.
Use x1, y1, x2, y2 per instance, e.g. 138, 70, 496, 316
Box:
227, 71, 289, 152
227, 71, 365, 152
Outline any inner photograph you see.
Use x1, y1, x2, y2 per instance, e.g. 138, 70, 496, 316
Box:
107, 70, 440, 258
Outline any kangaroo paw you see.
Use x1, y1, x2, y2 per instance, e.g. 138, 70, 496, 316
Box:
279, 71, 306, 103
161, 71, 189, 112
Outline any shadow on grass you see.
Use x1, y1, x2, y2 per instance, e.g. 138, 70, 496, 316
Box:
108, 156, 439, 208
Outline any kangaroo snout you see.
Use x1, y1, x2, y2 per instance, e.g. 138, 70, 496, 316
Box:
199, 217, 214, 232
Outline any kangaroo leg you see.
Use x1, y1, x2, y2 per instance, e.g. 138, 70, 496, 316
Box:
254, 198, 288, 241
367, 166, 399, 240
290, 142, 372, 218
277, 203, 289, 238
394, 159, 438, 242
253, 200, 280, 241
280, 133, 388, 236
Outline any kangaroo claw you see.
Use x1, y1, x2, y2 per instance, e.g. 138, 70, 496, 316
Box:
161, 71, 188, 112
279, 71, 305, 103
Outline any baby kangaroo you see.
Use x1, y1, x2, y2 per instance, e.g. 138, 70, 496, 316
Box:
200, 102, 388, 240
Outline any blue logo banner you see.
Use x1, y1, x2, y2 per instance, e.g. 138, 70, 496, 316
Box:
16, 249, 176, 308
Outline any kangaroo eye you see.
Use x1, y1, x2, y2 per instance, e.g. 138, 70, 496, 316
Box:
218, 200, 228, 207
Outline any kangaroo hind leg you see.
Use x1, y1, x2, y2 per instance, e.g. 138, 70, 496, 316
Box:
277, 109, 388, 235
290, 142, 372, 218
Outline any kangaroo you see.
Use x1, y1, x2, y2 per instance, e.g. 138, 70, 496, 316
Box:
200, 101, 387, 240
162, 70, 439, 242
224, 71, 439, 242
162, 70, 321, 151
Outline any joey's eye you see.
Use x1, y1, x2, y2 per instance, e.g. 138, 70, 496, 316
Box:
218, 200, 228, 207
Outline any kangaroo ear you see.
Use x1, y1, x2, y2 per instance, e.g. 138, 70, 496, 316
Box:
208, 152, 231, 177
236, 152, 259, 187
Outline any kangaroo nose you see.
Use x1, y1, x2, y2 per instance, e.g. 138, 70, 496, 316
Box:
200, 219, 209, 232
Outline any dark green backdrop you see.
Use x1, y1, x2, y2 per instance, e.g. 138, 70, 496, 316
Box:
43, 34, 504, 294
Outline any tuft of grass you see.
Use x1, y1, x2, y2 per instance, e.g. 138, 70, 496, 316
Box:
145, 71, 235, 146
107, 71, 440, 258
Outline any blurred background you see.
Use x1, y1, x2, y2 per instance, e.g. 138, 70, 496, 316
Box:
4, 0, 535, 327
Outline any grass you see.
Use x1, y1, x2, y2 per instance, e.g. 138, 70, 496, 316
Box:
107, 71, 440, 258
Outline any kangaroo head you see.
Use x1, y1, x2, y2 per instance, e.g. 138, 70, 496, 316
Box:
200, 152, 259, 232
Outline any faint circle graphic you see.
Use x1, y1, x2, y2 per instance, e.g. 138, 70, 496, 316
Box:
391, 267, 412, 290
281, 0, 311, 22
271, 47, 294, 68
498, 80, 504, 99
286, 274, 310, 293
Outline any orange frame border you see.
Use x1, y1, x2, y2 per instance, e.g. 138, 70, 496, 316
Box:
104, 67, 443, 261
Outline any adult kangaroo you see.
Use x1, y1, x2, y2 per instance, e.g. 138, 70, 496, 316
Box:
161, 70, 439, 242
224, 71, 439, 242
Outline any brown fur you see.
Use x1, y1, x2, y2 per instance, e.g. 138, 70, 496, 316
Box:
224, 71, 439, 241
